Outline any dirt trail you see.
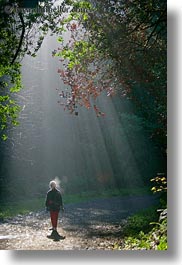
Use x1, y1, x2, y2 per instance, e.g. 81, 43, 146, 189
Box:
0, 195, 158, 250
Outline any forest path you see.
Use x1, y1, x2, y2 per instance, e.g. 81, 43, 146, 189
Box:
0, 195, 158, 250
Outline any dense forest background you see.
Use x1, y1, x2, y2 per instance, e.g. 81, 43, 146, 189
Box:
0, 0, 167, 203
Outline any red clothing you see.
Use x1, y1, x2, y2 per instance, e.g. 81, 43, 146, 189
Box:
50, 211, 59, 228
45, 188, 64, 229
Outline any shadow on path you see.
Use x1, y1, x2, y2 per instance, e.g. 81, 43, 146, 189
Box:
61, 194, 159, 237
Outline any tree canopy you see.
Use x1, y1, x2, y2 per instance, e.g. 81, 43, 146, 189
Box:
0, 0, 167, 156
54, 0, 167, 155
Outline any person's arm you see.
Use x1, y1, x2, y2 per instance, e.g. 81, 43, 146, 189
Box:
45, 192, 51, 210
45, 193, 48, 207
59, 193, 64, 211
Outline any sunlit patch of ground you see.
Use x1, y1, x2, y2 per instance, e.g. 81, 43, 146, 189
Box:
0, 195, 157, 250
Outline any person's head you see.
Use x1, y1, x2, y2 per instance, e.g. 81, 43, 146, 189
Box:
49, 180, 57, 190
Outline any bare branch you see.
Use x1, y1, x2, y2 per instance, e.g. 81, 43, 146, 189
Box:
11, 12, 25, 65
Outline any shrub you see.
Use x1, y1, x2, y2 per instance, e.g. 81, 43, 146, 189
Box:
123, 207, 159, 237
122, 219, 167, 250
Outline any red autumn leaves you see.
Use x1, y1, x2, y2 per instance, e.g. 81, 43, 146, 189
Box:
54, 19, 116, 116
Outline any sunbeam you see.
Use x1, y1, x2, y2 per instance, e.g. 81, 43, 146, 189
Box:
0, 33, 165, 201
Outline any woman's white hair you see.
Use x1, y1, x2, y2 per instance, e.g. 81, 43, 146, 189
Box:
49, 180, 57, 189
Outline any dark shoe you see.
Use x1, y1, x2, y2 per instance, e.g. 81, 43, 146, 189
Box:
47, 230, 57, 239
53, 231, 66, 241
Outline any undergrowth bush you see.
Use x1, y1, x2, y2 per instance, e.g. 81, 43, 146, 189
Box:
122, 206, 159, 237
122, 219, 167, 250
114, 174, 167, 250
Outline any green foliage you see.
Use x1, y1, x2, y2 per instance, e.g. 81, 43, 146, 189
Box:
115, 174, 167, 250
0, 64, 22, 139
55, 0, 166, 155
113, 206, 167, 250
57, 40, 97, 69
123, 206, 159, 237
0, 0, 67, 136
122, 219, 167, 250
65, 187, 151, 201
0, 198, 44, 220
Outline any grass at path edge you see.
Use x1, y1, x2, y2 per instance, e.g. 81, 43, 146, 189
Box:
0, 187, 153, 220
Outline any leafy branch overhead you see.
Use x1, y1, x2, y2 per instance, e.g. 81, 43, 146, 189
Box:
54, 3, 122, 115
54, 0, 166, 154
0, 0, 166, 153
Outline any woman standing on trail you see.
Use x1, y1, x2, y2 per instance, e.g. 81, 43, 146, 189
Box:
45, 180, 65, 240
